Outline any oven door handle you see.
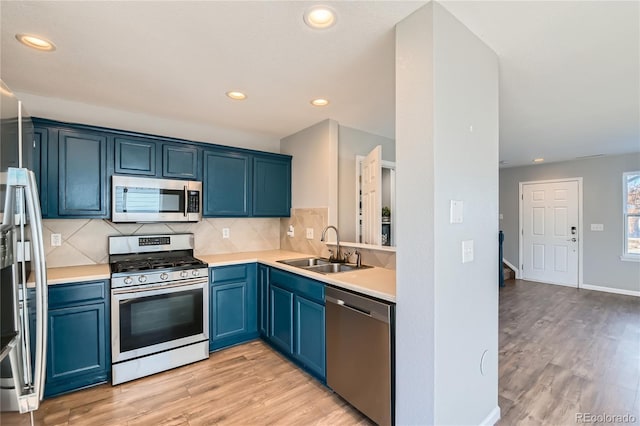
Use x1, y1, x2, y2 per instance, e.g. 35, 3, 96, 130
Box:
112, 278, 207, 297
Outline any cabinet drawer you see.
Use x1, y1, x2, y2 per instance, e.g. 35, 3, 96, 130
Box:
48, 281, 107, 309
270, 269, 324, 304
210, 264, 249, 284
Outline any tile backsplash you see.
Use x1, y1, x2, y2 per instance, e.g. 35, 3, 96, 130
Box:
43, 218, 280, 268
280, 208, 396, 269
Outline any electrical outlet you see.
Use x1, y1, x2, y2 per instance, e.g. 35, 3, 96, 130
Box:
306, 228, 314, 239
222, 228, 230, 239
51, 233, 62, 247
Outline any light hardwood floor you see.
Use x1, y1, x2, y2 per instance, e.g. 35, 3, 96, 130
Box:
2, 341, 371, 426
498, 279, 640, 425
3, 279, 639, 425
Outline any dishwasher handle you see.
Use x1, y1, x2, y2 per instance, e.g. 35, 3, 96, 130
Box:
326, 296, 372, 316
325, 287, 392, 324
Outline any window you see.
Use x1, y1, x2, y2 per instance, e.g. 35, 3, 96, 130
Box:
623, 171, 640, 259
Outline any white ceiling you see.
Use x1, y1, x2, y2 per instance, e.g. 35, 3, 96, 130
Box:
1, 1, 638, 167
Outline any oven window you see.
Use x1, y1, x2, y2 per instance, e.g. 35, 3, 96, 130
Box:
114, 186, 185, 214
119, 288, 203, 353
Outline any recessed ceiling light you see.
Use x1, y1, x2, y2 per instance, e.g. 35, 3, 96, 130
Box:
304, 6, 337, 29
226, 91, 247, 100
310, 98, 329, 107
533, 158, 545, 163
15, 34, 56, 51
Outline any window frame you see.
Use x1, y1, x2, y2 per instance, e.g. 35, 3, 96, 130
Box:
622, 171, 640, 261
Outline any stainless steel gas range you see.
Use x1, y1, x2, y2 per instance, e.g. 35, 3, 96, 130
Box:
108, 234, 209, 385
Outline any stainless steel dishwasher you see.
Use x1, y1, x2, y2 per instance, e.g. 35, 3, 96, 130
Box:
325, 286, 394, 426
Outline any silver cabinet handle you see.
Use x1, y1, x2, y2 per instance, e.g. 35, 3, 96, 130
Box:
184, 186, 188, 216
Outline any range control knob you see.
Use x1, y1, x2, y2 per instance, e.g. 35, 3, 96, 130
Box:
124, 277, 133, 285
192, 269, 200, 276
180, 271, 188, 278
138, 275, 147, 283
160, 273, 169, 280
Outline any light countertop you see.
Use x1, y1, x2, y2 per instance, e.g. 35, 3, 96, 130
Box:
198, 250, 396, 302
32, 250, 396, 302
27, 264, 111, 288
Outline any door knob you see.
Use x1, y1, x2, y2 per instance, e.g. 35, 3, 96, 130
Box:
567, 238, 577, 242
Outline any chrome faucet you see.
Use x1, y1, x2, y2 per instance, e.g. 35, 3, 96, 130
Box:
321, 225, 343, 263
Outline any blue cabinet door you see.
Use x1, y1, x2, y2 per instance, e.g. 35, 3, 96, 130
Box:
269, 284, 294, 354
252, 156, 291, 217
42, 280, 110, 398
294, 296, 326, 379
258, 265, 269, 337
210, 282, 247, 344
162, 143, 199, 179
203, 150, 251, 216
114, 137, 157, 176
33, 127, 49, 217
57, 129, 109, 217
209, 264, 257, 351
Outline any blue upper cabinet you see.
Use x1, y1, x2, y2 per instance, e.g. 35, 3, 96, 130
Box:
253, 155, 291, 217
203, 150, 251, 217
32, 118, 292, 219
162, 143, 199, 180
57, 129, 110, 217
33, 127, 49, 217
114, 137, 157, 176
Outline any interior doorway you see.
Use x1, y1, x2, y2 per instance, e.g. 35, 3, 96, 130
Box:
519, 178, 583, 287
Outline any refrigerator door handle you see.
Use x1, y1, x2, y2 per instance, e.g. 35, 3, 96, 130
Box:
7, 167, 48, 413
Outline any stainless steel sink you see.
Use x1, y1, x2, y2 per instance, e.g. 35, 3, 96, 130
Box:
277, 257, 332, 267
277, 257, 372, 274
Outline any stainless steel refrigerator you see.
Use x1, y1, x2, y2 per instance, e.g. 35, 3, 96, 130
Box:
0, 80, 48, 424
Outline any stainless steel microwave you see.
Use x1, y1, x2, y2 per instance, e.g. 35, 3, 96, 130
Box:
111, 176, 202, 223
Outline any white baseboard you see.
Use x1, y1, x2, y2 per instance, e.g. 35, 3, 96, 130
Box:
502, 259, 519, 277
522, 278, 578, 288
480, 406, 501, 426
581, 283, 640, 297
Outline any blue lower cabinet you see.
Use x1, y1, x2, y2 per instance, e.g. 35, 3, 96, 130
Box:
269, 285, 294, 353
266, 267, 326, 381
209, 264, 257, 351
44, 280, 110, 398
294, 296, 325, 378
258, 265, 269, 337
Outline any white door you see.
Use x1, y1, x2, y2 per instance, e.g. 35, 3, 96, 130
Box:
521, 180, 580, 286
362, 146, 382, 245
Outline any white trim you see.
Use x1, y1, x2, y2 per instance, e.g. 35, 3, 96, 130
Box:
480, 406, 501, 426
518, 177, 583, 288
622, 171, 640, 258
502, 259, 518, 276
325, 241, 397, 252
523, 278, 580, 288
581, 283, 640, 297
620, 255, 640, 262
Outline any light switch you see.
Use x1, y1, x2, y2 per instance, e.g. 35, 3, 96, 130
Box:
450, 200, 464, 224
222, 228, 230, 239
590, 224, 604, 231
462, 240, 474, 263
306, 228, 314, 239
499, 213, 504, 220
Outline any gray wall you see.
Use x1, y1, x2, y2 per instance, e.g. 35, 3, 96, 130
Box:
338, 125, 395, 242
500, 153, 640, 293
280, 119, 339, 226
396, 3, 499, 424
